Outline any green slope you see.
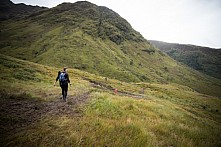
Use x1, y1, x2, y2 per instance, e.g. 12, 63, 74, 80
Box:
0, 54, 221, 146
0, 1, 221, 97
0, 0, 47, 21
149, 40, 221, 79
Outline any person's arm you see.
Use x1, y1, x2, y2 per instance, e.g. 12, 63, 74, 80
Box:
54, 71, 60, 86
66, 73, 72, 86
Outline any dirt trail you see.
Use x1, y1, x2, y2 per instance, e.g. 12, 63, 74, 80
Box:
0, 91, 90, 141
0, 80, 148, 142
88, 79, 148, 99
44, 92, 90, 117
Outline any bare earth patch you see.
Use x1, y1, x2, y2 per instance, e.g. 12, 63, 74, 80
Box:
0, 92, 91, 143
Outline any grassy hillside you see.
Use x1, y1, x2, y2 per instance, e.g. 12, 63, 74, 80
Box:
149, 40, 221, 79
1, 1, 221, 146
0, 1, 221, 97
0, 54, 221, 146
0, 0, 47, 21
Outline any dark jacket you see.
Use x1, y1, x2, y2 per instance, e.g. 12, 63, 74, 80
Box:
56, 71, 70, 85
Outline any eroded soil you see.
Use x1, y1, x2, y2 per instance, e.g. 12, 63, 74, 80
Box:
0, 91, 91, 142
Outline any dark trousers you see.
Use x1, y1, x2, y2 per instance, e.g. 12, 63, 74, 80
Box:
60, 82, 68, 99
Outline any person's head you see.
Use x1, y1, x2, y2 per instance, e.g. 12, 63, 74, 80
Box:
63, 67, 67, 72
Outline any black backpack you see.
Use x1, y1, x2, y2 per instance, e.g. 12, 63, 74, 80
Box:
59, 72, 66, 82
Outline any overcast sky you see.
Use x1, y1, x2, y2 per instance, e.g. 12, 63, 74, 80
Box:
11, 0, 221, 48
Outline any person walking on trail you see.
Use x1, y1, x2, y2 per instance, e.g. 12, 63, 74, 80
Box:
54, 67, 72, 101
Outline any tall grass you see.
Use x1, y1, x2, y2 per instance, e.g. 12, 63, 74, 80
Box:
4, 92, 221, 146
0, 55, 220, 146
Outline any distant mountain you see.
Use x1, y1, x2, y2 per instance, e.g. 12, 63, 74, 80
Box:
149, 40, 221, 79
0, 1, 221, 96
0, 0, 47, 21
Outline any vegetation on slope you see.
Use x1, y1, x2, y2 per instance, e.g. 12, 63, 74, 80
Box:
149, 40, 221, 79
0, 54, 221, 146
0, 0, 47, 21
0, 1, 221, 97
0, 1, 221, 146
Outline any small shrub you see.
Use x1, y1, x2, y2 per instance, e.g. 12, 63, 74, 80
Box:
142, 47, 155, 54
130, 59, 133, 65
13, 70, 41, 82
0, 59, 21, 68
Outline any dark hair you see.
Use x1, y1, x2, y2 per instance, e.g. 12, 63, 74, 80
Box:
63, 67, 67, 71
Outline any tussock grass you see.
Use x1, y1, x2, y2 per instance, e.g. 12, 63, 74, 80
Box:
0, 55, 221, 146
4, 92, 220, 146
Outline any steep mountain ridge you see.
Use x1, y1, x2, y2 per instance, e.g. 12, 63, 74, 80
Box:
149, 40, 221, 79
0, 0, 47, 21
0, 1, 221, 96
31, 1, 145, 43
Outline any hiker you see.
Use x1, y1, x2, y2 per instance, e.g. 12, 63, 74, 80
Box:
114, 88, 118, 94
54, 67, 72, 101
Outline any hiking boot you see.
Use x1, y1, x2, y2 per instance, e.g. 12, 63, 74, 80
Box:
66, 96, 68, 101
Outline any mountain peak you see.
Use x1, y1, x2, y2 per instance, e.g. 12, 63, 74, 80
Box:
1, 0, 221, 97
0, 0, 13, 5
45, 1, 145, 44
0, 0, 47, 21
56, 1, 96, 10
